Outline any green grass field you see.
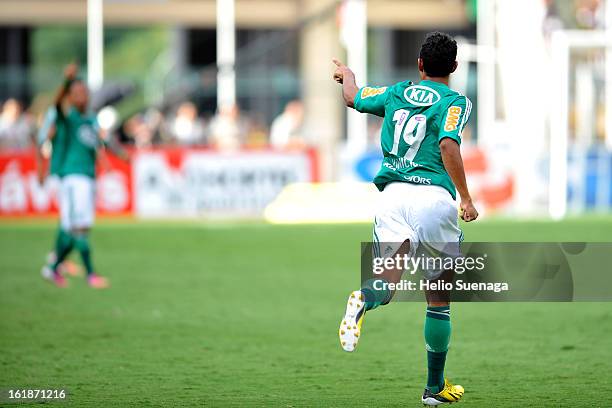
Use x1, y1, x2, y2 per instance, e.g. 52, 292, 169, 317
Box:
1, 218, 612, 407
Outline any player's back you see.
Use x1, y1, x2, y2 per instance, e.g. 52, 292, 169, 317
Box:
353, 80, 471, 199
57, 107, 99, 179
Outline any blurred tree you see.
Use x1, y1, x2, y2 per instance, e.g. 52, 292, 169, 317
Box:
32, 26, 88, 69
32, 26, 168, 77
31, 26, 169, 116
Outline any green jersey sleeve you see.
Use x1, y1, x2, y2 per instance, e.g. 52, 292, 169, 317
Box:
353, 85, 391, 117
438, 95, 472, 145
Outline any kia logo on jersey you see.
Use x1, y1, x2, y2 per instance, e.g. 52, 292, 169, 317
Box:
403, 85, 441, 107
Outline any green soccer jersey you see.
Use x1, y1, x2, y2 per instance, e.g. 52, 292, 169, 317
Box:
56, 107, 100, 179
354, 79, 472, 199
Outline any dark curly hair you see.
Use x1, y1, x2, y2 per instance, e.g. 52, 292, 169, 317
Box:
419, 32, 457, 77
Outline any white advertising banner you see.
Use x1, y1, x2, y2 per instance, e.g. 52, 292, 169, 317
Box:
134, 150, 315, 217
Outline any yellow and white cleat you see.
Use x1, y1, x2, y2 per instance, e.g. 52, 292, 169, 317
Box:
338, 290, 366, 352
421, 379, 465, 406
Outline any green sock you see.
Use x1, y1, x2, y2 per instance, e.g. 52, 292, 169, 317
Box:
51, 229, 74, 273
73, 233, 94, 275
424, 306, 451, 393
360, 278, 391, 311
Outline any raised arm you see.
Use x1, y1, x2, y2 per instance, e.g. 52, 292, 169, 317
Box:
439, 138, 478, 222
54, 63, 78, 115
333, 58, 390, 117
332, 58, 359, 108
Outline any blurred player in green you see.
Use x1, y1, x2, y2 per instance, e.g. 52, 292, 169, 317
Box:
41, 64, 122, 289
333, 32, 478, 405
36, 89, 83, 278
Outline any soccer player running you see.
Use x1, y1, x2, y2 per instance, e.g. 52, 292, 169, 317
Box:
41, 64, 117, 289
334, 32, 478, 406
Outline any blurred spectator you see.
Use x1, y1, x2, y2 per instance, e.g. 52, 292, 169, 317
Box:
545, 0, 604, 32
0, 99, 33, 149
209, 104, 246, 150
120, 108, 165, 148
245, 115, 269, 148
574, 0, 604, 29
0, 94, 285, 151
269, 100, 304, 149
124, 113, 155, 149
167, 102, 206, 145
144, 108, 165, 143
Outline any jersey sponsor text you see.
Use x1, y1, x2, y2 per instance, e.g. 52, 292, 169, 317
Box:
403, 85, 441, 106
361, 86, 387, 99
444, 106, 462, 131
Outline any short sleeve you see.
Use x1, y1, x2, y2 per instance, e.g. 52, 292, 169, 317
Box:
353, 85, 390, 117
37, 107, 57, 146
438, 95, 472, 145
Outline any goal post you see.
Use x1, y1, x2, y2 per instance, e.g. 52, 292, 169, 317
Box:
549, 30, 612, 219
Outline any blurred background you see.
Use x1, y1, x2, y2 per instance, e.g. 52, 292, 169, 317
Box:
0, 0, 610, 222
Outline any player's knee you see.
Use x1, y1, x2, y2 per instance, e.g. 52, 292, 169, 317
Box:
71, 227, 89, 236
427, 301, 450, 307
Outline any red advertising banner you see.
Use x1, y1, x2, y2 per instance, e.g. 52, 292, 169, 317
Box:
0, 149, 132, 216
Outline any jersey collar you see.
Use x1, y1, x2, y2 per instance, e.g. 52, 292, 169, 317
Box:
419, 79, 449, 89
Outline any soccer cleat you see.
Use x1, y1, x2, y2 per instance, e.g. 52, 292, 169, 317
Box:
45, 252, 83, 277
59, 260, 83, 277
339, 290, 366, 352
87, 274, 110, 289
41, 265, 68, 288
421, 379, 465, 406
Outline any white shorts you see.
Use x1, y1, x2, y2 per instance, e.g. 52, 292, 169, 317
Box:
373, 182, 462, 268
59, 175, 96, 230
